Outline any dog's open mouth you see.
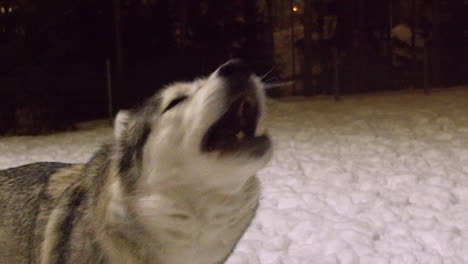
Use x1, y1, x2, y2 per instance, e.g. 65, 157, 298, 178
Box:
201, 95, 270, 156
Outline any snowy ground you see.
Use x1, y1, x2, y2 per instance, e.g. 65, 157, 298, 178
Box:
1, 87, 468, 264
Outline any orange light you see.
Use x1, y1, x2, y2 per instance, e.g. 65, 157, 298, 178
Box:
292, 6, 298, 12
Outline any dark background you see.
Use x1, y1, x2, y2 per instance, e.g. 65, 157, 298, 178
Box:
0, 0, 467, 135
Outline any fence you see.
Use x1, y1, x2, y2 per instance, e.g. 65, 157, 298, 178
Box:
272, 0, 467, 97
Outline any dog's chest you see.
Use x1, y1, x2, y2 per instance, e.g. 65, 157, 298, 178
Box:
137, 181, 259, 264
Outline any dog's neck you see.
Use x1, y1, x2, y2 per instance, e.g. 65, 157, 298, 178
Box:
93, 158, 256, 262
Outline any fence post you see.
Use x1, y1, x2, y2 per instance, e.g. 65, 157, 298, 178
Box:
290, 0, 296, 93
423, 46, 430, 94
106, 59, 113, 121
388, 0, 394, 89
333, 48, 340, 101
431, 0, 441, 87
302, 0, 315, 96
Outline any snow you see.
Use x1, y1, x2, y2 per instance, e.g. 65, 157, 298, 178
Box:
1, 87, 468, 264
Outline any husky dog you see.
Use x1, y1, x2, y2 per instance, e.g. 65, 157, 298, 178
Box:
0, 59, 272, 264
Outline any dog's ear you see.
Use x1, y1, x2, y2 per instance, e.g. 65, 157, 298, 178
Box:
114, 110, 131, 140
113, 108, 150, 191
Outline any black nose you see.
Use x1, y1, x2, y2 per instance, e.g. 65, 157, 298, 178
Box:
218, 59, 253, 80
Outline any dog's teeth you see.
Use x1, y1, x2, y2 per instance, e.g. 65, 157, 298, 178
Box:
256, 127, 268, 137
236, 131, 245, 140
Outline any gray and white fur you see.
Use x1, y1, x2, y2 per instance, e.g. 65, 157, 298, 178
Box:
0, 59, 273, 264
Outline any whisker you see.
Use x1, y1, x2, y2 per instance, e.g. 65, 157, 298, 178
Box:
263, 81, 295, 89
263, 76, 280, 83
260, 66, 277, 81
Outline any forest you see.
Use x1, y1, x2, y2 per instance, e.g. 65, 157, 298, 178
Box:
0, 0, 466, 134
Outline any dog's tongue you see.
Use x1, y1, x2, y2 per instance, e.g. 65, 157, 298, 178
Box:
202, 95, 261, 152
238, 96, 258, 137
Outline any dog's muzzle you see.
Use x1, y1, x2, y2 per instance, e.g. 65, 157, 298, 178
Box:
201, 59, 271, 157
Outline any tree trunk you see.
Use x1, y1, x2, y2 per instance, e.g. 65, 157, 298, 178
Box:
410, 0, 417, 87
113, 0, 123, 74
264, 0, 275, 67
302, 0, 314, 96
431, 0, 441, 87
244, 0, 258, 60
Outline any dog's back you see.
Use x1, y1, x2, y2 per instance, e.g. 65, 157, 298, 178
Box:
0, 162, 72, 263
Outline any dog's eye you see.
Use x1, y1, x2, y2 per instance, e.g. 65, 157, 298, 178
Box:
163, 96, 187, 113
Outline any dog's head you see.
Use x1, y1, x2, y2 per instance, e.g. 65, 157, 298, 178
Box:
113, 59, 272, 192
